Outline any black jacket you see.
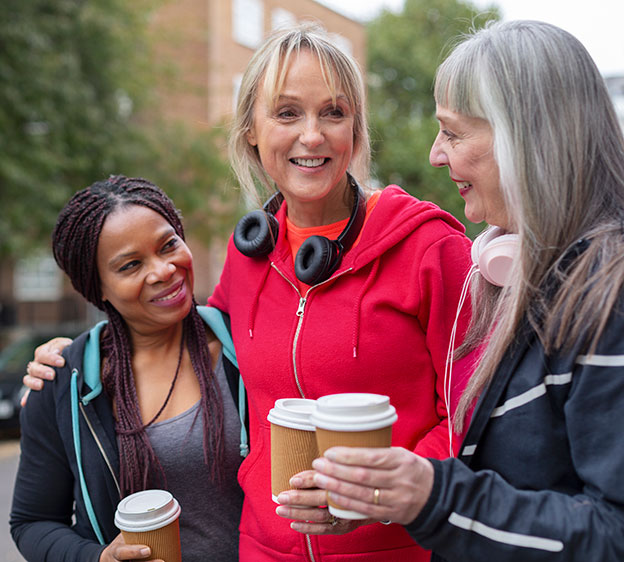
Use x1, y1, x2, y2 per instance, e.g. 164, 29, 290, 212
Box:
10, 307, 244, 562
407, 301, 624, 561
10, 328, 119, 561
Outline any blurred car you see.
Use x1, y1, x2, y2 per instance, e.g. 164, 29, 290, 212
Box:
0, 326, 86, 432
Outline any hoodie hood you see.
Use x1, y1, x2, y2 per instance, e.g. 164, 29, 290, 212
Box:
268, 185, 466, 279
349, 185, 466, 270
247, 185, 468, 355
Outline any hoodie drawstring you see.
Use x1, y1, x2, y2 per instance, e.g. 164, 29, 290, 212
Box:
352, 257, 380, 358
248, 261, 272, 339
249, 253, 375, 362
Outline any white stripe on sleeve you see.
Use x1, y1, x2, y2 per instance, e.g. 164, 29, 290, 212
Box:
448, 512, 564, 552
461, 444, 477, 456
491, 373, 572, 418
577, 354, 624, 366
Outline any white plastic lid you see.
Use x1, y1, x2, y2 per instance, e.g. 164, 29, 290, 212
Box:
114, 489, 181, 532
310, 393, 397, 431
267, 398, 317, 431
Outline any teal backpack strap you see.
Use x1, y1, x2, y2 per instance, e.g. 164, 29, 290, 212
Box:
71, 322, 108, 543
196, 306, 237, 367
82, 321, 107, 404
196, 306, 248, 457
71, 367, 105, 544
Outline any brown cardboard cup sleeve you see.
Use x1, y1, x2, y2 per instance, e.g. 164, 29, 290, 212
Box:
267, 398, 318, 503
311, 393, 397, 520
114, 489, 182, 562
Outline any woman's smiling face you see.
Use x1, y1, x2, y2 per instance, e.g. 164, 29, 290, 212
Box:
246, 49, 355, 217
97, 204, 194, 334
430, 105, 510, 230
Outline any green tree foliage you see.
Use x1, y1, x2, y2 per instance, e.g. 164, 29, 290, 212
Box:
367, 0, 499, 237
0, 0, 154, 256
135, 122, 238, 243
0, 0, 236, 258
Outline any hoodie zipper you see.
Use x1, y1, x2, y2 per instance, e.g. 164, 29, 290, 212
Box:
270, 263, 353, 562
294, 296, 307, 397
271, 263, 353, 398
79, 400, 121, 495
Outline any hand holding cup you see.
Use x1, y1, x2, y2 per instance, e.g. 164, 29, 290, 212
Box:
114, 490, 181, 562
310, 393, 397, 520
312, 445, 435, 525
99, 533, 159, 561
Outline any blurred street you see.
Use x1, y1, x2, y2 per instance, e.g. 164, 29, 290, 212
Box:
0, 438, 25, 562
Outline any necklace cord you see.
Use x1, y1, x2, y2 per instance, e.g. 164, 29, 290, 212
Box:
116, 327, 185, 435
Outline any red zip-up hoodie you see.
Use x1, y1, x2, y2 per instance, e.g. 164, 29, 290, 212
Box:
209, 185, 474, 561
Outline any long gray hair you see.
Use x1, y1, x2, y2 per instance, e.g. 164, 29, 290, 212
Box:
435, 20, 624, 430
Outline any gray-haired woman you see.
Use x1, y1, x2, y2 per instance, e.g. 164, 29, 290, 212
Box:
310, 20, 624, 561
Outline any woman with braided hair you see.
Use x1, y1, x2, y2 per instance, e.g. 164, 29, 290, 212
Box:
10, 175, 243, 562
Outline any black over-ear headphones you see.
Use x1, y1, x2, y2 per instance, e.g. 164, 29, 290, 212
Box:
233, 173, 367, 285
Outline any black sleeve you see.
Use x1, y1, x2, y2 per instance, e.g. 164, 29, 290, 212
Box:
407, 306, 624, 561
9, 369, 105, 562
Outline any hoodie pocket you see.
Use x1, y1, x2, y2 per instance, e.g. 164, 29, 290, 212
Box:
237, 419, 268, 491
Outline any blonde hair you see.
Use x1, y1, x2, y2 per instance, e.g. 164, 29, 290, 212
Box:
435, 21, 624, 431
229, 22, 370, 204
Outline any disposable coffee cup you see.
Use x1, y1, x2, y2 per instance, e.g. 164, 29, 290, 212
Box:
114, 489, 182, 562
311, 393, 397, 520
267, 398, 318, 503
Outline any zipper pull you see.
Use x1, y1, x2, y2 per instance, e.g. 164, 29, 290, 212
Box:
296, 297, 307, 317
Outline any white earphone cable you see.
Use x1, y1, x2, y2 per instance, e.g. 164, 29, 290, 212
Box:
444, 263, 478, 457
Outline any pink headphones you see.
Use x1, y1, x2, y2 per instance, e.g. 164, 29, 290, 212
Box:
471, 227, 519, 287
444, 226, 519, 456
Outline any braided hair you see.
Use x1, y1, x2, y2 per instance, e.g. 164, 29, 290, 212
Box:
53, 175, 225, 496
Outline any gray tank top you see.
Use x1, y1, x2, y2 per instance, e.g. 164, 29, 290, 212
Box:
145, 353, 243, 561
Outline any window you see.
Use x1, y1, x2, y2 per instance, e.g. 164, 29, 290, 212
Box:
13, 253, 62, 302
232, 73, 243, 113
271, 8, 295, 31
232, 0, 264, 49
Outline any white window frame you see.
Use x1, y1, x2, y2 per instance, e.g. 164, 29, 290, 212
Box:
271, 7, 296, 31
14, 253, 63, 302
232, 0, 264, 49
232, 73, 243, 113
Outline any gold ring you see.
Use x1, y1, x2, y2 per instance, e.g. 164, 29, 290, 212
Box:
328, 514, 338, 527
373, 487, 381, 505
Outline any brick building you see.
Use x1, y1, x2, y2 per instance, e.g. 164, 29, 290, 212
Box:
1, 0, 365, 337
151, 0, 365, 129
